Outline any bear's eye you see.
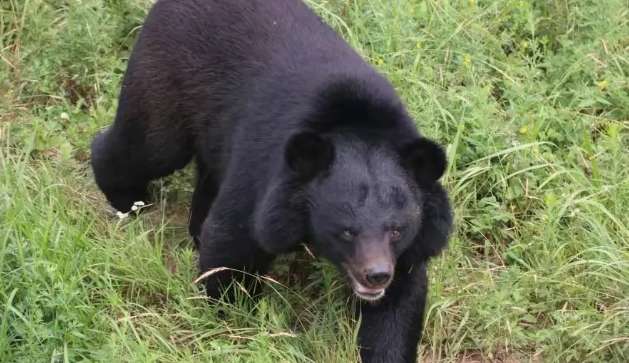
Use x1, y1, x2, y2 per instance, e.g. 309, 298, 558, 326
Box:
340, 229, 355, 241
390, 228, 402, 242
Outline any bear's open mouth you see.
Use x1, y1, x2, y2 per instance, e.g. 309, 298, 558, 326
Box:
344, 267, 387, 302
352, 284, 385, 301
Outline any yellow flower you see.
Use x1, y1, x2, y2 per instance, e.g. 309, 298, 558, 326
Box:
463, 54, 471, 67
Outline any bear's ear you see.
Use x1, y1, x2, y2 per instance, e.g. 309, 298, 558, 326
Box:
400, 137, 447, 186
285, 131, 335, 180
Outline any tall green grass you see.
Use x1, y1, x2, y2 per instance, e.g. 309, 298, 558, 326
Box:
1, 0, 628, 362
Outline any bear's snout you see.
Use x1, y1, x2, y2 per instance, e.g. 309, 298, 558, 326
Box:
364, 266, 392, 287
345, 263, 393, 302
355, 260, 394, 291
343, 236, 395, 302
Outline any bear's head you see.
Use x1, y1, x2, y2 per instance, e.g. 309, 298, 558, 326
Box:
283, 131, 447, 301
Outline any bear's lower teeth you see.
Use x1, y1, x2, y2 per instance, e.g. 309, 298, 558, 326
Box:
355, 289, 385, 302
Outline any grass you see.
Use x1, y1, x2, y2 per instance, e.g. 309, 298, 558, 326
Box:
1, 0, 628, 362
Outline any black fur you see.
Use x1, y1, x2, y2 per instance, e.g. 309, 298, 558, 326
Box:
90, 1, 452, 362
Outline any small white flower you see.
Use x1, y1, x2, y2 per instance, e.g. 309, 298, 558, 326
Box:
131, 205, 138, 211
116, 211, 129, 219
133, 201, 145, 207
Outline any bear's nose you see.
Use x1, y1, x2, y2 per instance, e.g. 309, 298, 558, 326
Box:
364, 269, 392, 287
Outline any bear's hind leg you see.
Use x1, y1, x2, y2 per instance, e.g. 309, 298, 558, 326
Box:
91, 129, 147, 211
91, 124, 193, 212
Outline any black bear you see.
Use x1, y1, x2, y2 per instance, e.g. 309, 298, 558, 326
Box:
91, 0, 452, 362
